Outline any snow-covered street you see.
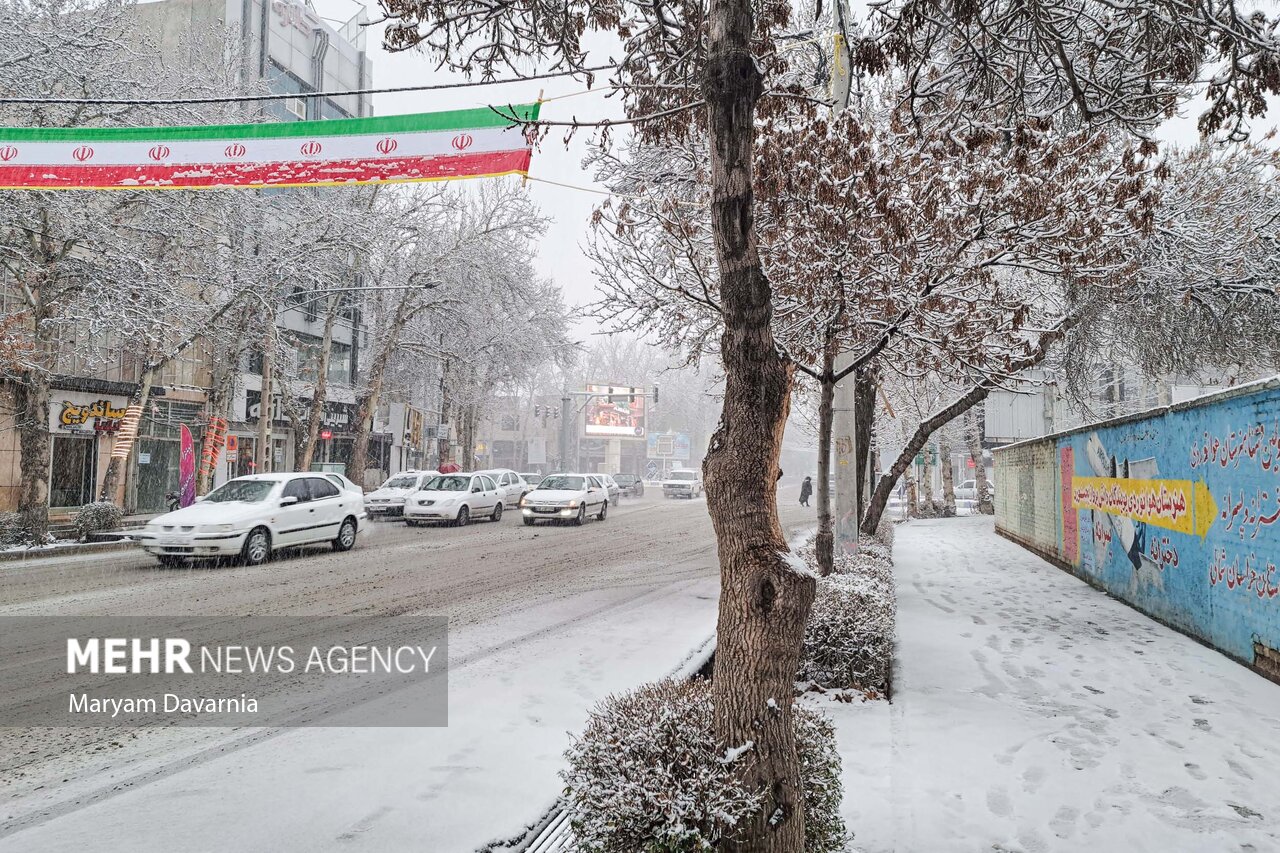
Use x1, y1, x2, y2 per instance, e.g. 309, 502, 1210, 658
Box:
824, 516, 1280, 853
0, 493, 811, 852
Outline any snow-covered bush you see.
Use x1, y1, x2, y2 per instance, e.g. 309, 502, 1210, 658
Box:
0, 512, 35, 548
72, 501, 124, 541
798, 544, 897, 693
561, 678, 846, 852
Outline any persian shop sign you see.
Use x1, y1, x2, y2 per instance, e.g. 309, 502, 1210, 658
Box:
57, 399, 128, 434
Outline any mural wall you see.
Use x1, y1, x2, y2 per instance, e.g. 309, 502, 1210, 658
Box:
994, 378, 1280, 679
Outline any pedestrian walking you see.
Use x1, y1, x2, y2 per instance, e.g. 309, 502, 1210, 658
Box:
799, 475, 813, 507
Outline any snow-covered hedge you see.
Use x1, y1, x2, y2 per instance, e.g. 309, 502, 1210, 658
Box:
72, 501, 124, 541
0, 512, 34, 548
561, 677, 846, 852
797, 536, 897, 693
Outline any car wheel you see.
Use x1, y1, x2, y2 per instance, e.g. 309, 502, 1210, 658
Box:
597, 501, 608, 521
491, 503, 503, 522
332, 517, 357, 552
456, 506, 470, 527
157, 555, 187, 568
241, 527, 271, 566
523, 517, 536, 526
573, 505, 586, 526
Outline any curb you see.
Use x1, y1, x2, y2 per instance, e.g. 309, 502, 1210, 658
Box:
0, 539, 138, 563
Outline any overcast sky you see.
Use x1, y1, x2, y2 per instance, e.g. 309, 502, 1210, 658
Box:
310, 1, 625, 343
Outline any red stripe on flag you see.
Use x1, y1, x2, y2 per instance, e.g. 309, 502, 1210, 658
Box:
0, 149, 532, 189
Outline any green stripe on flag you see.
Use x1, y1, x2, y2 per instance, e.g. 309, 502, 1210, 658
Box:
0, 103, 541, 142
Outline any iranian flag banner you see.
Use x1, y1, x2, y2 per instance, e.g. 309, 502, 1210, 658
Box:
0, 103, 539, 190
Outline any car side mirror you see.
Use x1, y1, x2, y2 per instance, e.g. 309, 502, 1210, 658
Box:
472, 487, 481, 493
280, 495, 299, 506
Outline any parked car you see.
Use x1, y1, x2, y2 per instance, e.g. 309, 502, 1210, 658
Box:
519, 473, 609, 526
136, 473, 365, 567
597, 473, 622, 505
478, 468, 531, 509
403, 472, 504, 526
956, 479, 994, 502
613, 473, 644, 498
662, 468, 704, 499
364, 470, 433, 517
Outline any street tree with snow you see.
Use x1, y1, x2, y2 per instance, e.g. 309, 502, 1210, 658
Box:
377, 0, 1280, 844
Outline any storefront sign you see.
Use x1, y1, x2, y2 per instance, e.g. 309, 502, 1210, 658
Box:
55, 398, 128, 434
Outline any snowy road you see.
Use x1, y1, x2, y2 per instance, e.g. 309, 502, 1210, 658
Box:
828, 516, 1280, 853
1, 490, 811, 852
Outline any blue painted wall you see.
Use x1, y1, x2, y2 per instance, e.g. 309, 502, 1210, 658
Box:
997, 378, 1280, 673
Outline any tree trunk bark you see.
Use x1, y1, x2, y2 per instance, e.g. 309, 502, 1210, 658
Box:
853, 367, 876, 523
703, 5, 814, 848
815, 360, 835, 576
964, 409, 994, 515
298, 295, 340, 471
940, 438, 956, 517
905, 472, 918, 518
15, 375, 51, 541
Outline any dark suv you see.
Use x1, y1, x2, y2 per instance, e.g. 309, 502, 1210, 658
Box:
613, 473, 645, 498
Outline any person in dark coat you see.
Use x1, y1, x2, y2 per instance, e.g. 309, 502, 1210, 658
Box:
799, 476, 813, 507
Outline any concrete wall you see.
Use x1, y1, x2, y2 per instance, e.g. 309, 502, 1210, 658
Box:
994, 377, 1280, 683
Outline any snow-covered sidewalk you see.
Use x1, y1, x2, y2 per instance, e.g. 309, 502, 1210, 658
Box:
823, 516, 1280, 853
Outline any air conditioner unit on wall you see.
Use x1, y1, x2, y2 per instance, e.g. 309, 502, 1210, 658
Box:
284, 97, 306, 120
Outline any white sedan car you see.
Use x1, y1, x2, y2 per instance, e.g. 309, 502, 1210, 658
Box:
477, 468, 532, 510
364, 470, 434, 517
403, 472, 504, 526
519, 473, 609, 526
136, 473, 366, 567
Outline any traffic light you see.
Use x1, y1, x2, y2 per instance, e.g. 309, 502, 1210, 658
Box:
652, 385, 659, 406
534, 404, 542, 418
628, 387, 637, 403
607, 386, 617, 403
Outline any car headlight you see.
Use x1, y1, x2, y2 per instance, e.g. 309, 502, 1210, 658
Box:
390, 497, 406, 504
566, 500, 579, 508
203, 523, 235, 533
519, 497, 528, 507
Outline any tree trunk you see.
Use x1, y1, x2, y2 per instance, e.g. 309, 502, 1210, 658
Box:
298, 295, 340, 471
863, 385, 997, 533
940, 438, 956, 517
861, 326, 1070, 534
703, 6, 814, 848
920, 452, 936, 516
853, 367, 876, 523
256, 321, 275, 473
905, 472, 918, 518
98, 368, 155, 504
15, 375, 51, 541
815, 363, 835, 576
964, 409, 994, 515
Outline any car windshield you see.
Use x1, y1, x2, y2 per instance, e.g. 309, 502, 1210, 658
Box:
384, 475, 418, 489
539, 475, 584, 491
422, 475, 470, 491
204, 480, 275, 503
670, 471, 696, 480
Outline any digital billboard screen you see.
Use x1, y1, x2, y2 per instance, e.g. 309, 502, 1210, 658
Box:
583, 384, 646, 438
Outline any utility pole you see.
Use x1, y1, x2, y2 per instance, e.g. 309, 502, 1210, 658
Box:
831, 0, 860, 555
560, 395, 571, 471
